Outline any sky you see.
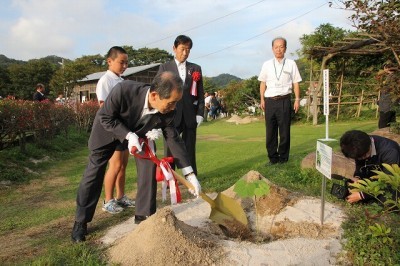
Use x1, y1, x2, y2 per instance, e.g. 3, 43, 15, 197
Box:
0, 0, 355, 79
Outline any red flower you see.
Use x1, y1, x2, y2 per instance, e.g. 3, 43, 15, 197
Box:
192, 71, 201, 82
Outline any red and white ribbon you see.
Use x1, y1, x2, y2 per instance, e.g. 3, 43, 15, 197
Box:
190, 71, 201, 97
133, 139, 181, 205
190, 81, 198, 97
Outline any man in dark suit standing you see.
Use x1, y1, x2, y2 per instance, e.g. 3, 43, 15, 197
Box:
157, 35, 205, 175
33, 83, 47, 101
71, 71, 201, 242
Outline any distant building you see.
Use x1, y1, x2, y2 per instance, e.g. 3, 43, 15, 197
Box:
73, 63, 160, 102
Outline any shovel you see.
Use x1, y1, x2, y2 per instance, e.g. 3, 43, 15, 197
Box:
171, 169, 248, 229
131, 144, 248, 229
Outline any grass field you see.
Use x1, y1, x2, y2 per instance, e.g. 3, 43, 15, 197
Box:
2, 117, 398, 265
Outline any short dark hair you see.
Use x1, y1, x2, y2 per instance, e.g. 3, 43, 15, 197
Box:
151, 71, 183, 99
106, 46, 127, 59
36, 83, 44, 90
272, 37, 287, 48
340, 130, 371, 159
174, 35, 193, 49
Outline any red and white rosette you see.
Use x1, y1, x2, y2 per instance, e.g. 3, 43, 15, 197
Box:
190, 71, 201, 97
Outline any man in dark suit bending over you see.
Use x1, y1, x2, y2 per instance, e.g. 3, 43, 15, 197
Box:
71, 71, 201, 242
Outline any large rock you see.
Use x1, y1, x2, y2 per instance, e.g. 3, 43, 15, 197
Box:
301, 152, 355, 178
371, 127, 400, 143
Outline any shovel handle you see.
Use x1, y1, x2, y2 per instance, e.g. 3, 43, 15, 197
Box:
171, 170, 216, 207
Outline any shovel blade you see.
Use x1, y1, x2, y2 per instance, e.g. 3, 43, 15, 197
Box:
209, 193, 248, 227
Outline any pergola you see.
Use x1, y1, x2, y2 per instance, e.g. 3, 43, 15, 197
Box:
304, 34, 400, 125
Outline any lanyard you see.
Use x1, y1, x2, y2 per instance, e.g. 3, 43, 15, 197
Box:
273, 58, 285, 81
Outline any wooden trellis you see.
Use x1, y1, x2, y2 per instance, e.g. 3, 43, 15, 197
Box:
305, 34, 399, 125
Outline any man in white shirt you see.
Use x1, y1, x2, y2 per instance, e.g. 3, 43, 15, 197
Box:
204, 92, 212, 121
258, 37, 302, 165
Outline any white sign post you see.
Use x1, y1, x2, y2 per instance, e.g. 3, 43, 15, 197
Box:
321, 69, 335, 141
316, 141, 332, 225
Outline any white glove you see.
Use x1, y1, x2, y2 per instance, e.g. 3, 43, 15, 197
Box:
186, 173, 201, 197
196, 115, 204, 128
127, 132, 142, 154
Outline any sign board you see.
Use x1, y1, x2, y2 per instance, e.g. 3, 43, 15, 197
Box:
323, 69, 329, 116
316, 141, 332, 179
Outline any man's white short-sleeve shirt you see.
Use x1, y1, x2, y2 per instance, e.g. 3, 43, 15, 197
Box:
258, 58, 302, 98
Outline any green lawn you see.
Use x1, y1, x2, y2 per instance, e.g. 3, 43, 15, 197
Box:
2, 117, 398, 265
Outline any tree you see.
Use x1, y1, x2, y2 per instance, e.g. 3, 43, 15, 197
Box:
223, 76, 260, 115
299, 23, 350, 79
202, 76, 215, 94
0, 66, 11, 97
8, 59, 55, 99
74, 54, 105, 73
50, 60, 94, 99
337, 0, 400, 65
123, 46, 173, 66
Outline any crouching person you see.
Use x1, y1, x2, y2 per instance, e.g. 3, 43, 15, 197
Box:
340, 130, 400, 204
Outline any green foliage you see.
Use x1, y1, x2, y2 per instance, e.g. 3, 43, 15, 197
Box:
124, 46, 173, 66
345, 163, 400, 263
342, 206, 400, 265
233, 179, 270, 198
31, 244, 106, 266
371, 163, 400, 211
349, 179, 386, 201
208, 73, 242, 89
300, 23, 349, 55
222, 76, 260, 115
7, 59, 55, 99
0, 54, 25, 67
0, 99, 96, 152
339, 0, 400, 48
50, 59, 98, 98
368, 223, 393, 244
73, 100, 99, 133
0, 65, 11, 97
0, 161, 30, 182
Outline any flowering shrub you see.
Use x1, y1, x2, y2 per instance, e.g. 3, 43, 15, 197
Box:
0, 99, 35, 151
0, 99, 98, 151
73, 100, 99, 133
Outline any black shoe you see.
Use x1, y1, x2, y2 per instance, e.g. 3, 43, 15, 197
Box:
71, 221, 87, 243
134, 215, 148, 224
279, 159, 288, 164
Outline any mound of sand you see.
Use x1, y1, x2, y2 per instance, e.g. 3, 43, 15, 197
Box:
226, 115, 259, 124
108, 208, 224, 265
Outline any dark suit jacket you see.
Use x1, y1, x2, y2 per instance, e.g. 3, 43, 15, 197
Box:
354, 135, 400, 179
157, 61, 205, 128
33, 91, 46, 101
88, 80, 191, 168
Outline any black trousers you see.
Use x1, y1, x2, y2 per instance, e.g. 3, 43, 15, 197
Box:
264, 97, 292, 163
164, 122, 197, 175
378, 111, 396, 129
75, 140, 157, 223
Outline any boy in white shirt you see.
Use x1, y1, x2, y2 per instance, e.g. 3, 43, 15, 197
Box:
96, 46, 135, 214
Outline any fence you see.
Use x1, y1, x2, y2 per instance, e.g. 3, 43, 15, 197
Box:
305, 90, 379, 121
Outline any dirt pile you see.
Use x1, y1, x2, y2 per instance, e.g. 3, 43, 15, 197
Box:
108, 208, 224, 266
226, 114, 259, 124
